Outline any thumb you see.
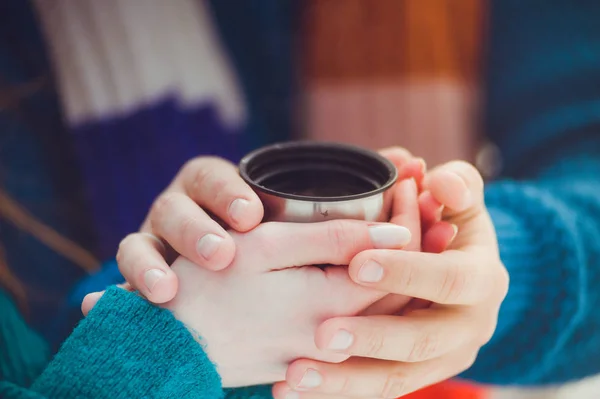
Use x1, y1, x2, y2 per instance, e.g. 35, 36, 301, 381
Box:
81, 283, 133, 316
423, 160, 485, 219
81, 291, 104, 316
424, 161, 496, 250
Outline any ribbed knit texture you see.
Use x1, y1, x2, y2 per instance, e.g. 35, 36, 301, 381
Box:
2, 0, 600, 396
460, 139, 600, 385
461, 0, 600, 385
0, 291, 50, 388
0, 286, 223, 399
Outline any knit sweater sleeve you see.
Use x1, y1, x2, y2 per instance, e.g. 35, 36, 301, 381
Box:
459, 0, 600, 386
0, 286, 223, 399
460, 138, 600, 385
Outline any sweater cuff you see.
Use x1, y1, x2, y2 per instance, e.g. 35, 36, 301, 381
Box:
30, 286, 223, 399
486, 204, 538, 342
462, 182, 584, 384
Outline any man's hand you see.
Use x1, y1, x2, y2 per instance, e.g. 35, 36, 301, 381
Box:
275, 160, 509, 399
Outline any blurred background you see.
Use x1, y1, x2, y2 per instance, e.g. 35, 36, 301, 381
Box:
1, 1, 598, 398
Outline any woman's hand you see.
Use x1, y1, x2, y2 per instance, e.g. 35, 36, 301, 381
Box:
275, 161, 509, 399
83, 219, 413, 388
115, 157, 265, 303
113, 150, 429, 305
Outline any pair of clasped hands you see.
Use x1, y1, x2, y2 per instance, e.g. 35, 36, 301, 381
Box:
82, 147, 508, 399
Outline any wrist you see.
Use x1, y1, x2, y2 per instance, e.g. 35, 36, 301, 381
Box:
165, 256, 274, 388
32, 286, 222, 398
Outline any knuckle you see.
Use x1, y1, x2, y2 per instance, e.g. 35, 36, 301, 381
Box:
116, 234, 137, 264
362, 328, 386, 358
247, 223, 276, 257
115, 246, 125, 266
186, 157, 231, 195
461, 351, 479, 373
179, 215, 201, 240
335, 374, 353, 396
407, 330, 440, 362
395, 262, 416, 293
451, 160, 484, 191
117, 233, 136, 252
180, 157, 201, 174
381, 372, 409, 399
326, 220, 358, 260
181, 156, 220, 177
382, 146, 412, 158
439, 262, 468, 303
116, 234, 150, 276
151, 192, 181, 220
479, 319, 497, 345
496, 263, 510, 300
192, 161, 219, 191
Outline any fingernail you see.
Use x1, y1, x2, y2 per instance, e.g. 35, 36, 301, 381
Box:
368, 225, 411, 248
144, 269, 165, 292
358, 260, 384, 283
197, 234, 223, 259
416, 157, 426, 172
298, 369, 322, 389
228, 198, 250, 224
285, 392, 299, 399
328, 329, 354, 351
450, 224, 459, 242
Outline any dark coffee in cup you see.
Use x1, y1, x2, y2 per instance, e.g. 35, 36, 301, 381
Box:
239, 142, 398, 223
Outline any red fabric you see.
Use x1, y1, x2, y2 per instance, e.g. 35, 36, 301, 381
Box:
404, 380, 486, 399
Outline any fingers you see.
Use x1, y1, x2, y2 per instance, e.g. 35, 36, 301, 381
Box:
379, 146, 426, 189
397, 159, 426, 188
123, 156, 256, 302
424, 160, 484, 216
81, 291, 103, 316
418, 191, 443, 231
148, 192, 236, 270
422, 221, 457, 253
82, 284, 134, 316
254, 220, 412, 270
179, 157, 264, 231
275, 348, 479, 399
348, 249, 495, 305
423, 160, 497, 249
378, 146, 413, 168
389, 178, 421, 251
116, 232, 179, 303
314, 311, 474, 362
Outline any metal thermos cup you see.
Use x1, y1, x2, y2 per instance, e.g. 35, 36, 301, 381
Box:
239, 142, 398, 223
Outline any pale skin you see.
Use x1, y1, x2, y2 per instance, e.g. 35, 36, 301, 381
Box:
82, 147, 508, 398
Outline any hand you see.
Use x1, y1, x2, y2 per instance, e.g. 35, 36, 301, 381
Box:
83, 218, 413, 388
357, 148, 456, 317
115, 157, 265, 303
275, 160, 509, 399
113, 150, 431, 305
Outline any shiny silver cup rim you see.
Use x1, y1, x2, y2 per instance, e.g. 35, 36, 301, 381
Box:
238, 141, 398, 203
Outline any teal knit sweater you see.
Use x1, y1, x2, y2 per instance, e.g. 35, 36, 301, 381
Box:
2, 0, 600, 396
0, 286, 227, 399
1, 139, 600, 397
